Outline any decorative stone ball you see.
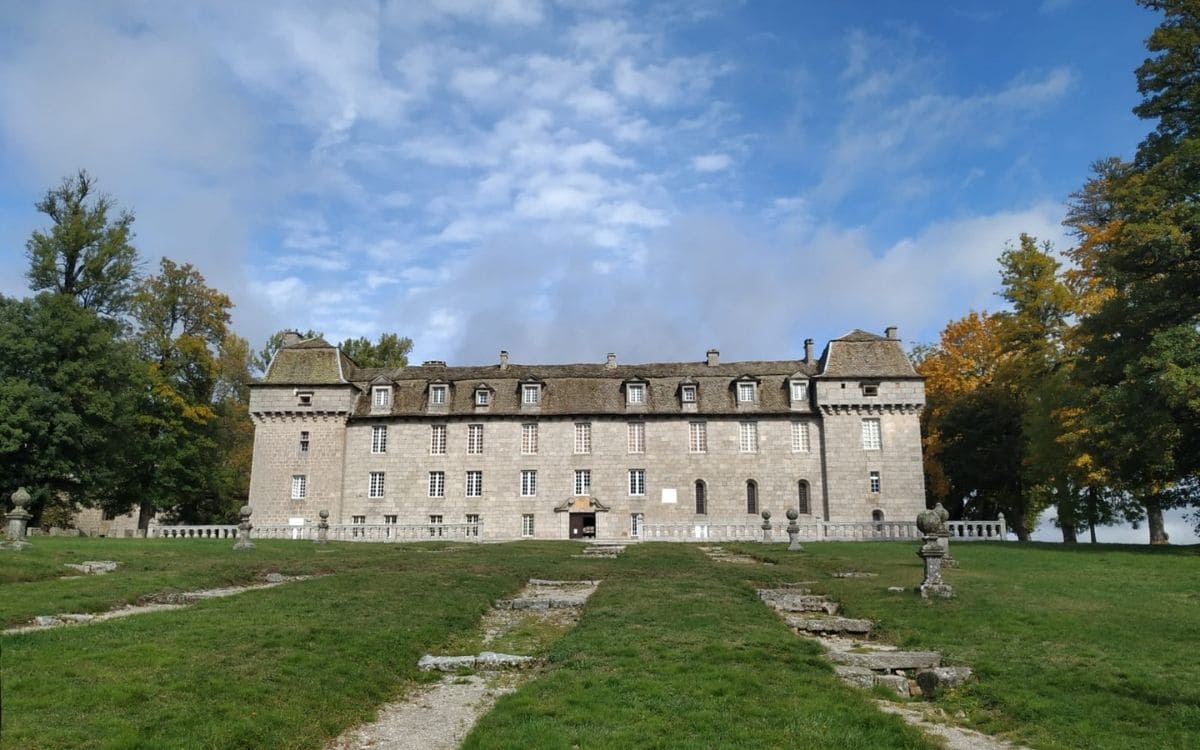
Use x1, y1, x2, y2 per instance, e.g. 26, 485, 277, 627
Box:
318, 509, 329, 520
761, 510, 772, 521
786, 508, 799, 521
916, 509, 943, 535
239, 505, 253, 519
933, 502, 950, 523
10, 487, 31, 509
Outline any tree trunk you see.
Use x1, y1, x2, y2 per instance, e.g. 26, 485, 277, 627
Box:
137, 500, 155, 532
1145, 498, 1169, 545
1086, 487, 1098, 544
1058, 483, 1078, 543
1060, 523, 1077, 543
1011, 510, 1030, 541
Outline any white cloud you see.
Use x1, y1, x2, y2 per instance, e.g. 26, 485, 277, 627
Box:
692, 153, 732, 172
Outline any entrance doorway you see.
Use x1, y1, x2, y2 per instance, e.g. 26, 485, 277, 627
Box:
569, 512, 596, 539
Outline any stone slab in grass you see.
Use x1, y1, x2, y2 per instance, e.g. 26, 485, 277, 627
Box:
831, 650, 942, 670
785, 615, 873, 634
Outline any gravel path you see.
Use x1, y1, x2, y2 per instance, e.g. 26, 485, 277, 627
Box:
876, 701, 1032, 750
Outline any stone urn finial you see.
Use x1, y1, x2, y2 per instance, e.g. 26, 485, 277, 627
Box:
233, 505, 255, 550
11, 487, 30, 510
785, 508, 802, 552
786, 508, 799, 521
760, 509, 773, 542
916, 509, 944, 536
315, 509, 330, 544
4, 487, 34, 550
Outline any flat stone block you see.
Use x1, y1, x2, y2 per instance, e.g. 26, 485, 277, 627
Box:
418, 654, 477, 672
785, 615, 872, 634
475, 651, 538, 669
872, 673, 911, 697
830, 650, 942, 670
834, 665, 875, 689
916, 666, 973, 698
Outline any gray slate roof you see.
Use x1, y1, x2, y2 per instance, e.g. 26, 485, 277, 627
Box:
256, 331, 919, 417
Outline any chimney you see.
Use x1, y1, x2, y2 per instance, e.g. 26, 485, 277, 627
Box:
499, 350, 509, 370
281, 330, 302, 347
885, 326, 898, 340
422, 360, 446, 367
706, 349, 720, 367
804, 338, 814, 365
606, 352, 617, 369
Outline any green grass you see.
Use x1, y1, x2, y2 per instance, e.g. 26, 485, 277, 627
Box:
2, 538, 1197, 749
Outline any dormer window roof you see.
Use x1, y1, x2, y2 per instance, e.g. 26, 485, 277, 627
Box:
371, 384, 392, 409
733, 375, 761, 404
474, 382, 493, 406
428, 380, 449, 406
789, 377, 809, 404
678, 378, 698, 404
519, 377, 544, 406
623, 377, 648, 406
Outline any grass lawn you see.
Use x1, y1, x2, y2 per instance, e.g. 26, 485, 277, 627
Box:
1, 538, 1197, 749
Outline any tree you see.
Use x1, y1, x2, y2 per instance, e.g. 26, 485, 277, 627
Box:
24, 170, 139, 317
0, 294, 146, 521
339, 333, 413, 368
1062, 0, 1200, 542
129, 258, 238, 526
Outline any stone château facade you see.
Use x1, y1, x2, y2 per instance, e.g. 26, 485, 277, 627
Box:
247, 328, 926, 541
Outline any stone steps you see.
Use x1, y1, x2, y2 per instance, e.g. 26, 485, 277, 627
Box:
758, 589, 839, 614
783, 614, 872, 635
829, 649, 942, 671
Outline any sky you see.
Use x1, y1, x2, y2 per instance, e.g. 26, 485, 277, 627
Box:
0, 1, 1193, 543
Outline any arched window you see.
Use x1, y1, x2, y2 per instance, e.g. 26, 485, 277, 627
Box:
746, 480, 758, 514
871, 509, 884, 531
695, 480, 707, 515
797, 480, 810, 515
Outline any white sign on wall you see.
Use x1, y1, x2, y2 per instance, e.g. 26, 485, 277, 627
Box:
661, 488, 677, 504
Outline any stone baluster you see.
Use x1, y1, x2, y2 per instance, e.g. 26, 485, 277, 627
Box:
233, 505, 255, 550
315, 509, 329, 544
915, 509, 953, 598
933, 503, 958, 567
760, 510, 772, 543
3, 487, 33, 550
786, 508, 803, 552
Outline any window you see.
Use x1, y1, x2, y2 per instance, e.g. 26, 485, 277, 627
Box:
430, 425, 446, 454
574, 469, 591, 496
371, 425, 387, 454
798, 480, 811, 514
574, 422, 592, 454
297, 391, 313, 406
681, 384, 697, 403
465, 471, 483, 497
630, 512, 644, 538
384, 515, 397, 524
862, 418, 881, 450
467, 424, 484, 454
627, 383, 645, 404
291, 475, 307, 499
299, 431, 310, 453
521, 513, 535, 537
746, 480, 758, 514
791, 422, 810, 453
521, 469, 537, 497
739, 422, 758, 453
429, 514, 444, 537
791, 380, 808, 402
627, 423, 645, 453
862, 383, 879, 397
629, 469, 645, 496
521, 423, 538, 454
737, 381, 756, 403
870, 471, 881, 493
369, 471, 385, 498
373, 386, 391, 407
689, 422, 707, 453
351, 514, 366, 538
695, 480, 707, 515
475, 389, 490, 406
522, 384, 540, 405
430, 384, 448, 404
466, 513, 480, 537
429, 471, 445, 498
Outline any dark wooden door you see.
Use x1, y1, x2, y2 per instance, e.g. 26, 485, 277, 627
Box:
570, 513, 596, 539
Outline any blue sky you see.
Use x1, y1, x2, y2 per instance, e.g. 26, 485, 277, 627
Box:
0, 0, 1159, 366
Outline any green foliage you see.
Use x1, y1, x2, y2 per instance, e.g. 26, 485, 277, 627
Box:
24, 170, 139, 318
340, 332, 413, 368
0, 294, 147, 520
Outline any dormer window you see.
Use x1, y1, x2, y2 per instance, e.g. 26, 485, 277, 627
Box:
737, 381, 756, 403
681, 385, 697, 403
372, 386, 392, 408
790, 380, 808, 402
627, 383, 645, 405
296, 391, 313, 407
861, 382, 880, 397
430, 384, 448, 405
522, 383, 541, 405
476, 389, 490, 406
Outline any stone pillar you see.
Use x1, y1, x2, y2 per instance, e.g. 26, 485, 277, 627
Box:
233, 505, 255, 550
915, 509, 953, 598
3, 487, 33, 550
315, 509, 329, 544
760, 510, 773, 543
786, 508, 803, 552
933, 502, 957, 567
